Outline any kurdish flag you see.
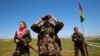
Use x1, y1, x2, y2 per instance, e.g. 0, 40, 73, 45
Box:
79, 3, 85, 22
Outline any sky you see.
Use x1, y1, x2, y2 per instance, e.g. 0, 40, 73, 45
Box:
0, 0, 100, 39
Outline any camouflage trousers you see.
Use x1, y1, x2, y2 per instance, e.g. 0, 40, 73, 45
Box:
38, 35, 61, 56
13, 44, 30, 56
74, 46, 85, 56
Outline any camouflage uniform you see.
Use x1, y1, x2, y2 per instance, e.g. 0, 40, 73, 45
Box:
72, 33, 85, 56
31, 21, 64, 56
13, 30, 32, 56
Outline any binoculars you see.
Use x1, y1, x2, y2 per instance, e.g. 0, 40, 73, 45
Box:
42, 15, 52, 20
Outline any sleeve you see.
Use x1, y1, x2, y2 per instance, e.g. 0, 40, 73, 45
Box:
26, 30, 32, 43
55, 21, 64, 33
72, 34, 75, 42
80, 33, 84, 42
31, 24, 40, 33
14, 31, 17, 43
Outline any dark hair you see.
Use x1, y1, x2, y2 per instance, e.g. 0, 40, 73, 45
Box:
74, 27, 78, 30
20, 21, 27, 27
42, 15, 52, 20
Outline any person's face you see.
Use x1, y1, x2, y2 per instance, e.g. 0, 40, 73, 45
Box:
44, 19, 51, 25
20, 23, 25, 28
74, 27, 79, 33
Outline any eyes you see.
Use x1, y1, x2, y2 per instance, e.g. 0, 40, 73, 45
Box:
74, 29, 79, 31
20, 23, 23, 25
20, 23, 25, 27
75, 29, 78, 30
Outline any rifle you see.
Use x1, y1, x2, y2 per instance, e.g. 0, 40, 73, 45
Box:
17, 38, 27, 46
17, 38, 38, 53
73, 35, 89, 56
77, 38, 89, 56
83, 42, 89, 56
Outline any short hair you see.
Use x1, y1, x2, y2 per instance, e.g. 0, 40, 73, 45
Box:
74, 27, 78, 30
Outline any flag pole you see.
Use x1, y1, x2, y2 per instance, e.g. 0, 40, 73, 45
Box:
82, 22, 89, 56
81, 19, 89, 56
82, 22, 84, 36
79, 3, 89, 56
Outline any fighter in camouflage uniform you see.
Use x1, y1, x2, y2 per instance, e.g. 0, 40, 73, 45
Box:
72, 27, 86, 56
31, 15, 64, 56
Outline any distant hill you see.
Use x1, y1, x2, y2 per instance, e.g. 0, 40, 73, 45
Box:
85, 36, 100, 40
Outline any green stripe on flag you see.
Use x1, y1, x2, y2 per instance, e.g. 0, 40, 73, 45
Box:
80, 16, 84, 22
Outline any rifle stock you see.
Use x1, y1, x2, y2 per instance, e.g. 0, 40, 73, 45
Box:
84, 42, 89, 56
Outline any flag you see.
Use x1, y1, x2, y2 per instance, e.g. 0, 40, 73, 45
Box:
79, 3, 85, 22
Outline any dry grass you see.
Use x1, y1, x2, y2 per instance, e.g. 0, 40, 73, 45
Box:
0, 38, 100, 56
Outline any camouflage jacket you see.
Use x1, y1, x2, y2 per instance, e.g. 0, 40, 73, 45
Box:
31, 21, 64, 55
31, 21, 64, 41
72, 33, 84, 47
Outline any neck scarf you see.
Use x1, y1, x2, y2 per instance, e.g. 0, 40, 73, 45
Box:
17, 27, 27, 38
